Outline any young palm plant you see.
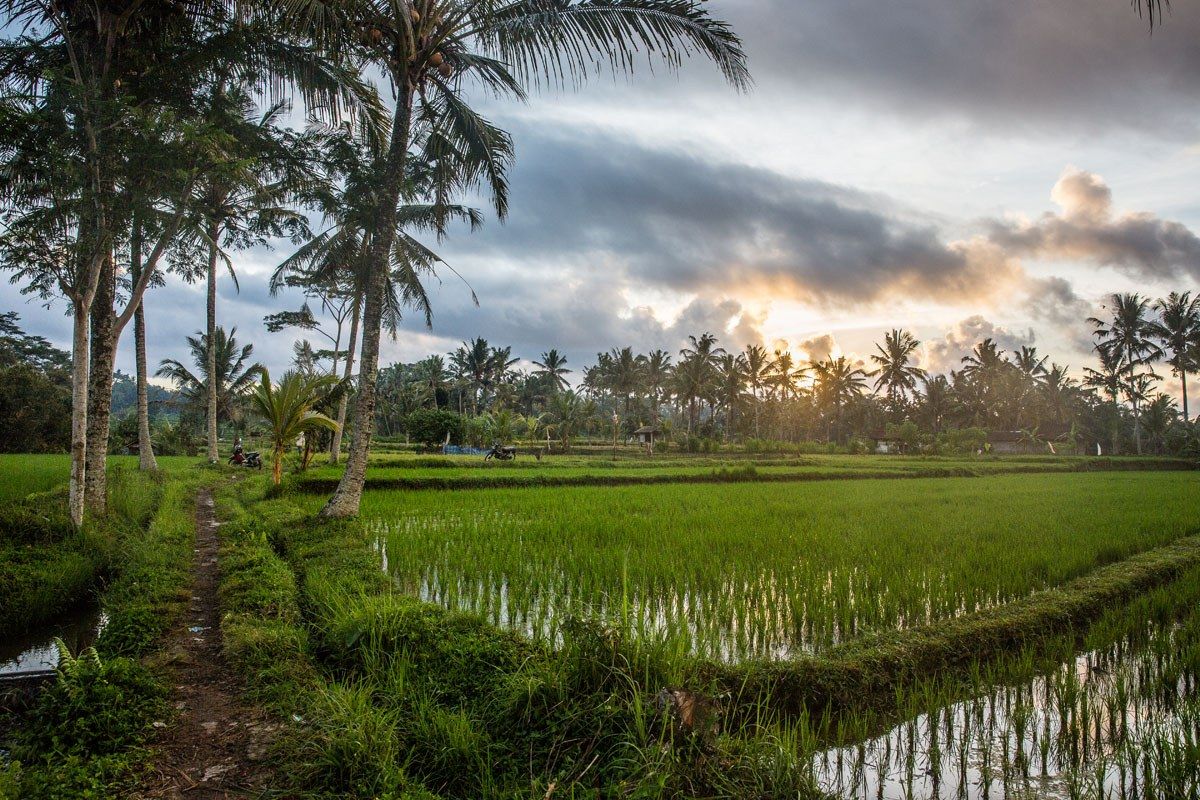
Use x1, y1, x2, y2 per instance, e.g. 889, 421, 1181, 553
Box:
298, 0, 751, 518
249, 369, 342, 485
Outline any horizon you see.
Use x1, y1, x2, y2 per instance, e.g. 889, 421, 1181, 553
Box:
3, 0, 1199, 401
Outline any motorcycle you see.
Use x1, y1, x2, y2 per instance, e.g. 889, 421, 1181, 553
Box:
484, 443, 517, 461
229, 446, 263, 470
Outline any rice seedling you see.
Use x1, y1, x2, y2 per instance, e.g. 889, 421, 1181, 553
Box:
808, 565, 1200, 799
355, 472, 1200, 661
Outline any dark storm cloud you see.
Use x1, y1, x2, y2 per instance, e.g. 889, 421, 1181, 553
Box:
722, 0, 1200, 133
456, 128, 1020, 304
985, 168, 1200, 282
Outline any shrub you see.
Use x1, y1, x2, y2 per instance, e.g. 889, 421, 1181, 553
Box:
404, 409, 464, 448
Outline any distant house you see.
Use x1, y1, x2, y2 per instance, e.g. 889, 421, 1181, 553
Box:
987, 424, 1078, 455
632, 424, 661, 452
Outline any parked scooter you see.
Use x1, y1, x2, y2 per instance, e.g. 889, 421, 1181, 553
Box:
229, 442, 263, 470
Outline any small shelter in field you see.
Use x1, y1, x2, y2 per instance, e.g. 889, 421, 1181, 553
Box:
633, 424, 661, 452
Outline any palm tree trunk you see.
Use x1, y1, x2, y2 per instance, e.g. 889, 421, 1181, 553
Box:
1129, 344, 1142, 455
134, 299, 158, 471
330, 292, 361, 464
84, 252, 116, 514
69, 302, 91, 530
129, 222, 158, 472
1182, 370, 1190, 422
320, 84, 414, 519
206, 228, 220, 464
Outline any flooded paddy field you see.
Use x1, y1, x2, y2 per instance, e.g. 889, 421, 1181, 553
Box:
812, 565, 1200, 799
360, 471, 1200, 660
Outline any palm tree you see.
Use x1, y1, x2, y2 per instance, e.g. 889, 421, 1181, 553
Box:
716, 353, 748, 439
813, 357, 867, 442
642, 350, 672, 423
542, 390, 588, 452
187, 89, 313, 463
606, 347, 644, 414
312, 0, 750, 519
768, 350, 802, 401
274, 127, 482, 462
743, 344, 771, 438
533, 349, 572, 393
248, 369, 341, 485
1083, 346, 1126, 455
452, 338, 493, 414
870, 329, 925, 413
916, 374, 955, 434
414, 356, 450, 408
1148, 292, 1200, 421
1089, 293, 1163, 454
156, 327, 264, 435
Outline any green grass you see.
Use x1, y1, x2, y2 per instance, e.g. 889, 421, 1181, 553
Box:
352, 471, 1200, 661
0, 454, 204, 502
295, 452, 1192, 493
1, 464, 204, 800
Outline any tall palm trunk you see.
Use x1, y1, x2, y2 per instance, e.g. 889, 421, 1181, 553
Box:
69, 302, 91, 529
205, 225, 219, 464
134, 299, 158, 471
1128, 344, 1142, 455
320, 84, 414, 519
1182, 371, 1190, 422
129, 222, 158, 471
329, 293, 361, 464
84, 252, 116, 513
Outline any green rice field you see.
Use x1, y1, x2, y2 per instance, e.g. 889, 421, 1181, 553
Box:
352, 470, 1200, 661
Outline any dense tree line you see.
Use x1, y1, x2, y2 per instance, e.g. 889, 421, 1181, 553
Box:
365, 291, 1200, 457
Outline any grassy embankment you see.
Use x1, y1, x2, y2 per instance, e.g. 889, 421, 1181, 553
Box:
0, 462, 208, 799
213, 468, 1200, 798
297, 452, 1194, 492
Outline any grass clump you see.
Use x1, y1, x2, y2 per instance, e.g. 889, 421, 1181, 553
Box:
215, 478, 829, 799
0, 490, 111, 639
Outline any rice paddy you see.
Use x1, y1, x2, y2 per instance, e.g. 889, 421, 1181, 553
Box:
360, 471, 1200, 661
812, 564, 1200, 799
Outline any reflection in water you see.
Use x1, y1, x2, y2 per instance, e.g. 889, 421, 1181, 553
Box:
814, 622, 1199, 800
0, 606, 106, 676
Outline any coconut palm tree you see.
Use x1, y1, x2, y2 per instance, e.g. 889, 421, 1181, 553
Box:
541, 390, 588, 452
642, 349, 673, 423
916, 374, 956, 434
742, 344, 771, 438
533, 349, 571, 393
156, 327, 264, 437
767, 350, 802, 401
716, 353, 749, 439
186, 89, 314, 463
870, 329, 925, 413
310, 0, 750, 519
248, 369, 341, 485
1083, 346, 1126, 455
1148, 291, 1200, 421
1089, 293, 1162, 454
813, 356, 867, 442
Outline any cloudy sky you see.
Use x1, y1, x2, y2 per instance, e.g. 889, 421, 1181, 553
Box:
5, 0, 1200, 396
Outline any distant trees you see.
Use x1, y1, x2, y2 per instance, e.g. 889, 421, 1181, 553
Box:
0, 314, 71, 452
354, 284, 1197, 458
156, 328, 263, 434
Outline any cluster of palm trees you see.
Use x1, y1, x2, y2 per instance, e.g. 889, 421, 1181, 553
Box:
0, 0, 749, 525
366, 290, 1198, 456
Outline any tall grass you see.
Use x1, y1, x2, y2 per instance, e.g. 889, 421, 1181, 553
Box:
359, 472, 1200, 661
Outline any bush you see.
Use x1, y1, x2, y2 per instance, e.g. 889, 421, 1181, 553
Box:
404, 409, 464, 448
